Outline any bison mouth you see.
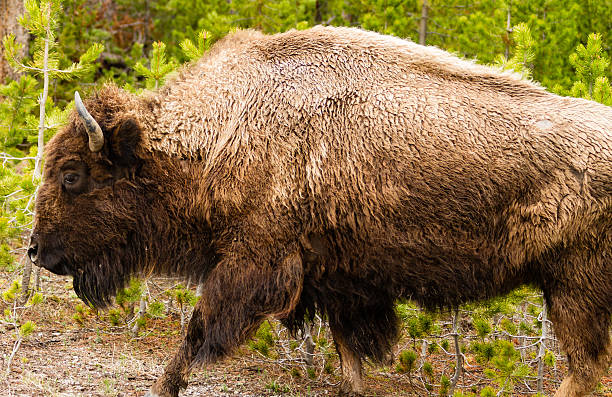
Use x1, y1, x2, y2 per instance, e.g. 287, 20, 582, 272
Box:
28, 240, 72, 276
29, 237, 128, 308
43, 260, 71, 276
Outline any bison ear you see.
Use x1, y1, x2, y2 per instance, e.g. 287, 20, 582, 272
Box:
107, 118, 143, 168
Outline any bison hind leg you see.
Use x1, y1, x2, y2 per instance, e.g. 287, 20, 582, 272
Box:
543, 226, 612, 397
549, 294, 611, 397
545, 266, 611, 394
331, 296, 399, 363
327, 296, 400, 396
552, 318, 611, 397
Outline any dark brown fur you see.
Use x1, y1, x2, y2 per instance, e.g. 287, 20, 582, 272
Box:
30, 27, 611, 397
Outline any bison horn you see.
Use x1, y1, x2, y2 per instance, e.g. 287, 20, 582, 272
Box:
74, 91, 104, 152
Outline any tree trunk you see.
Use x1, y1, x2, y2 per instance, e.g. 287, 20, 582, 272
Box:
0, 0, 29, 83
536, 298, 549, 394
505, 4, 512, 59
419, 339, 428, 370
302, 323, 315, 366
22, 3, 51, 300
20, 256, 33, 304
34, 266, 41, 291
449, 309, 463, 395
195, 282, 204, 297
33, 31, 49, 180
131, 280, 148, 336
314, 0, 323, 25
418, 0, 428, 45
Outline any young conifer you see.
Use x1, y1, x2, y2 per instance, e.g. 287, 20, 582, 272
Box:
1, 0, 103, 298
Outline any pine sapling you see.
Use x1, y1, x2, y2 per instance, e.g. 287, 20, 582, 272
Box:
180, 30, 213, 61
134, 41, 177, 90
2, 0, 103, 300
493, 22, 535, 79
2, 280, 41, 375
569, 32, 611, 105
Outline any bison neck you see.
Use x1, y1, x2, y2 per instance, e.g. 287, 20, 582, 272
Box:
133, 155, 218, 281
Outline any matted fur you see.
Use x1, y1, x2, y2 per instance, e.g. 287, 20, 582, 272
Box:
31, 26, 611, 397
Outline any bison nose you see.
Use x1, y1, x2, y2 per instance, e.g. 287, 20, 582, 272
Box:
28, 244, 38, 263
28, 234, 38, 264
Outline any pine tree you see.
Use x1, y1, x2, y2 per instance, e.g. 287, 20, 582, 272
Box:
133, 41, 177, 90
1, 0, 103, 298
3, 0, 103, 177
568, 32, 611, 105
493, 22, 536, 79
180, 30, 213, 62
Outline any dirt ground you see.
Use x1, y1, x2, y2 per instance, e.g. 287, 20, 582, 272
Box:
0, 270, 409, 397
1, 270, 610, 397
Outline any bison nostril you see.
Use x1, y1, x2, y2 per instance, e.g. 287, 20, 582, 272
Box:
28, 243, 38, 263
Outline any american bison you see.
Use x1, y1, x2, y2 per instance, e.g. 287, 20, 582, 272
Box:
29, 26, 611, 397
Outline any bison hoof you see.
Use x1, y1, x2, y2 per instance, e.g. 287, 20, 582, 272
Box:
143, 390, 163, 397
338, 391, 364, 397
338, 385, 364, 397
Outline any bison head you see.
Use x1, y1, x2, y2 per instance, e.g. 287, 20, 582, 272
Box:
28, 87, 150, 307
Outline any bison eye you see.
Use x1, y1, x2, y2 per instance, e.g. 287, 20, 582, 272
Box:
63, 173, 79, 185
59, 162, 89, 194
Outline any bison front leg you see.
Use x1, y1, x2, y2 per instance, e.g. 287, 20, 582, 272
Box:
146, 249, 304, 397
330, 324, 364, 396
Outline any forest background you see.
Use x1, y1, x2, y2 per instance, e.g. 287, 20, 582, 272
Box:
0, 1, 611, 396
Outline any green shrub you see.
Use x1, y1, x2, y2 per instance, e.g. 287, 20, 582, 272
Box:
396, 349, 417, 374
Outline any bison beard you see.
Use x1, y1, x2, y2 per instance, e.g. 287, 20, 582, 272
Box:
29, 26, 611, 397
72, 251, 134, 308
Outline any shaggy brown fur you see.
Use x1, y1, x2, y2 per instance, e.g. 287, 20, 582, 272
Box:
29, 26, 611, 397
